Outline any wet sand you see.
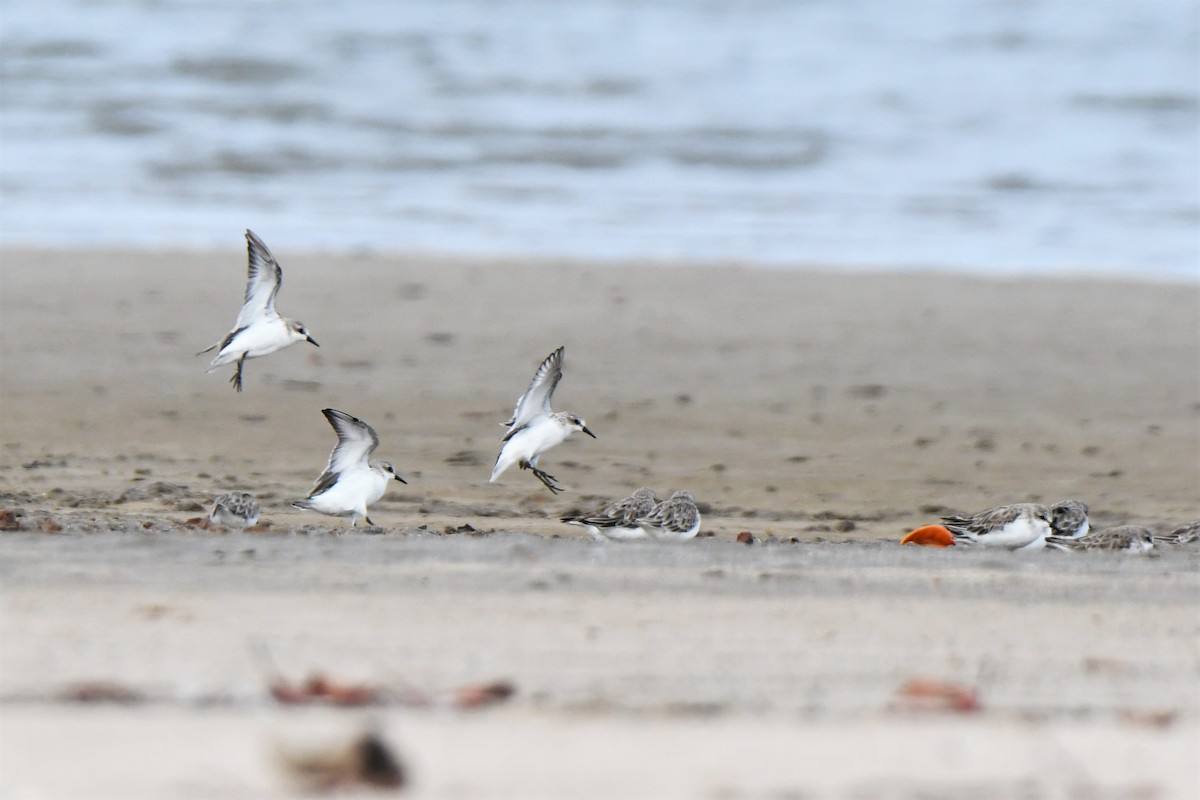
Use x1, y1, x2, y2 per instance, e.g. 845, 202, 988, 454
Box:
1, 248, 1198, 798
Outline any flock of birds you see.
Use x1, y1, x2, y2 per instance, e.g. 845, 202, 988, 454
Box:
922, 499, 1198, 553
201, 231, 1195, 551
201, 231, 700, 538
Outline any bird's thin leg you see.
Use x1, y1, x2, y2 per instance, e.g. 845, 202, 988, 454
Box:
522, 461, 563, 494
230, 356, 246, 392
365, 516, 375, 527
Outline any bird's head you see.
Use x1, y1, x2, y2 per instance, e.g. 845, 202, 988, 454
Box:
290, 320, 319, 347
376, 461, 407, 483
1049, 499, 1088, 535
568, 415, 596, 438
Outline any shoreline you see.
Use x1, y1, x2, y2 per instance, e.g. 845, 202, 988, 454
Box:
4, 242, 1197, 286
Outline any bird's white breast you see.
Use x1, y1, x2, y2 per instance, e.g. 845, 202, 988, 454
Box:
222, 317, 294, 359
308, 467, 388, 514
507, 417, 571, 460
980, 516, 1048, 549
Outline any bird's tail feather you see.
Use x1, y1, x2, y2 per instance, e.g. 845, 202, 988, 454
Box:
489, 452, 509, 483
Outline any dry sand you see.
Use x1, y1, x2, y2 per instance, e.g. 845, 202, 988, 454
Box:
0, 247, 1198, 798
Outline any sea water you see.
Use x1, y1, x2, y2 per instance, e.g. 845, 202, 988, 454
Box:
1, 0, 1196, 277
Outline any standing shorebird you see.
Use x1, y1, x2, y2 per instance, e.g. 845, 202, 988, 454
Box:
940, 503, 1052, 551
489, 346, 595, 494
209, 492, 261, 528
200, 229, 319, 392
1047, 525, 1156, 553
562, 487, 657, 540
637, 490, 702, 541
292, 408, 406, 527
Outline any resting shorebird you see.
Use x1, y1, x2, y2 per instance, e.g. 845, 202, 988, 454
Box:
490, 346, 594, 494
209, 492, 260, 528
200, 229, 318, 392
1049, 499, 1090, 539
637, 490, 702, 541
562, 488, 657, 540
293, 409, 406, 527
1154, 520, 1199, 546
1047, 525, 1156, 553
940, 503, 1051, 551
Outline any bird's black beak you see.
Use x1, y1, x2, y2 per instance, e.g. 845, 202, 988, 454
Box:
394, 474, 408, 484
582, 425, 596, 438
306, 336, 320, 347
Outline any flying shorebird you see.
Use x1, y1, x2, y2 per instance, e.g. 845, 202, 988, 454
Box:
199, 229, 319, 392
1049, 499, 1090, 539
940, 503, 1051, 550
209, 492, 260, 528
489, 346, 595, 494
637, 490, 702, 541
292, 408, 406, 527
562, 487, 657, 540
1047, 525, 1156, 553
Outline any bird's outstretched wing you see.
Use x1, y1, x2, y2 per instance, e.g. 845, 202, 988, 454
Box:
502, 346, 564, 438
234, 229, 284, 329
306, 409, 380, 496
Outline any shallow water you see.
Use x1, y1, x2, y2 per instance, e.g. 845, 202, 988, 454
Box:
2, 0, 1197, 277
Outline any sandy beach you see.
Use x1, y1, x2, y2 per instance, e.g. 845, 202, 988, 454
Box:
1, 248, 1198, 798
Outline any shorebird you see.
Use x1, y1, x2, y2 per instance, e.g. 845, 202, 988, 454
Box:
293, 408, 406, 527
1049, 499, 1090, 539
1047, 525, 1156, 553
200, 229, 318, 392
940, 503, 1051, 550
637, 490, 702, 541
209, 492, 260, 528
1154, 520, 1199, 546
562, 487, 657, 540
490, 346, 594, 494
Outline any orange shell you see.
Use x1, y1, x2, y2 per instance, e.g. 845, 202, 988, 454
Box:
900, 525, 956, 547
